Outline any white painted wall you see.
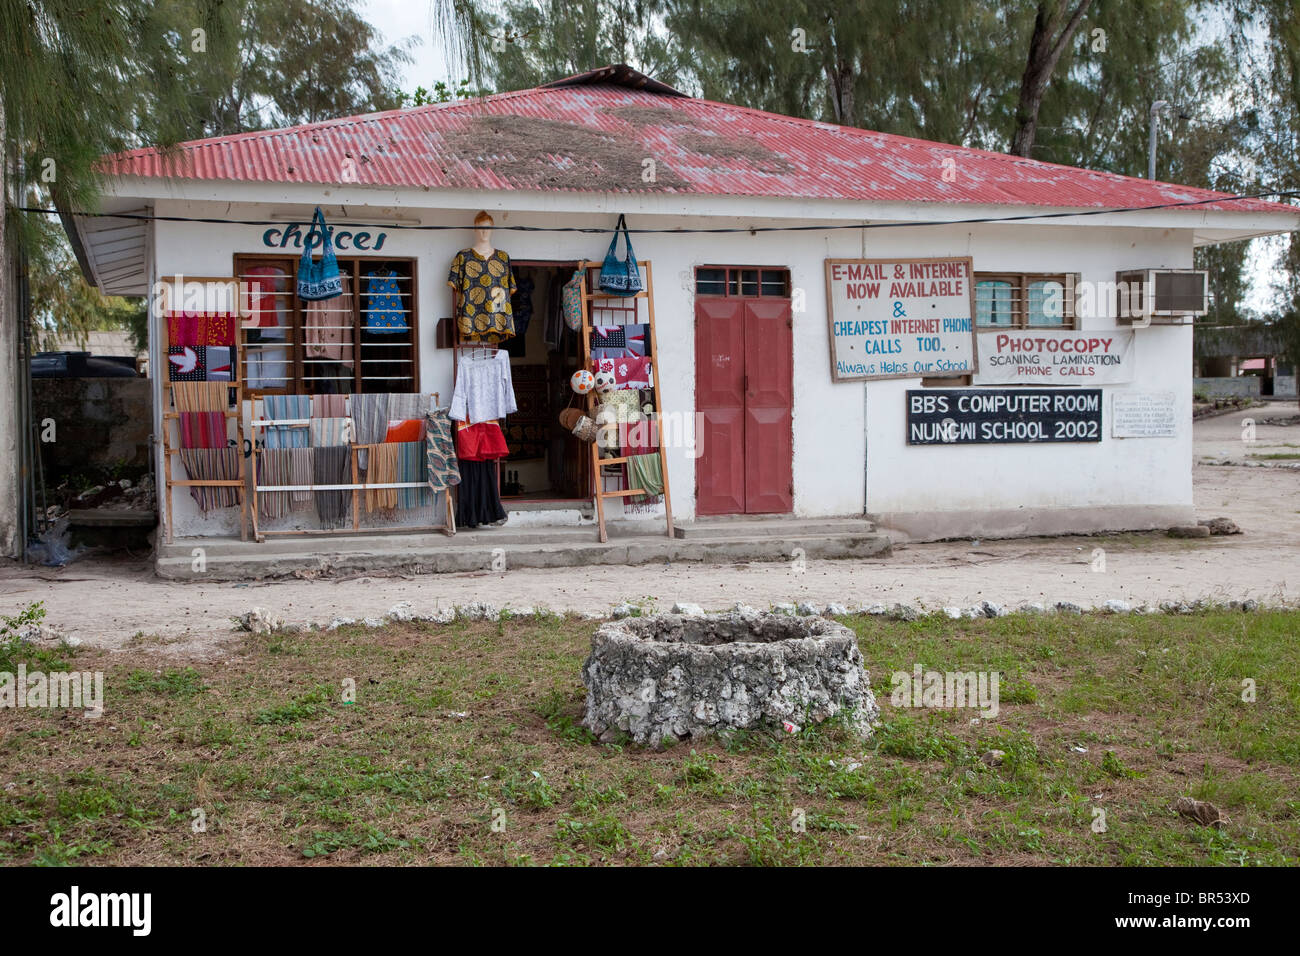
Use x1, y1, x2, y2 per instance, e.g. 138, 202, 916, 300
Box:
151, 198, 1196, 539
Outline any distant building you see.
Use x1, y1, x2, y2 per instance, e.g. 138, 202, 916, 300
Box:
1195, 323, 1297, 399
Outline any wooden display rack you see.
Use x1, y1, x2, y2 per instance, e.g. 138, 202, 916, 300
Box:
246, 393, 455, 541
576, 259, 674, 542
157, 276, 248, 544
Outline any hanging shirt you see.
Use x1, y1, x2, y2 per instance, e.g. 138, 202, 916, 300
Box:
244, 265, 290, 339
449, 351, 517, 424
304, 273, 354, 368
447, 248, 517, 343
364, 270, 408, 333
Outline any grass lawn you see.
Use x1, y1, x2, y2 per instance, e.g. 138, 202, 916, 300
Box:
1, 608, 1297, 866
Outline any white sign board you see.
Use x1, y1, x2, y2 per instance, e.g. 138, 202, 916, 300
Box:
825, 257, 977, 381
974, 329, 1136, 386
1113, 391, 1178, 438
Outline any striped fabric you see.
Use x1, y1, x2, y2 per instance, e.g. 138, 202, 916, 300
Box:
363, 442, 399, 513
262, 395, 310, 449
352, 393, 389, 445
393, 440, 428, 510
179, 449, 240, 510
310, 417, 353, 447
312, 393, 347, 418
172, 381, 228, 413
179, 411, 227, 449
352, 393, 389, 470
288, 448, 314, 505
628, 452, 664, 504
258, 450, 295, 519
313, 445, 351, 527
387, 392, 430, 421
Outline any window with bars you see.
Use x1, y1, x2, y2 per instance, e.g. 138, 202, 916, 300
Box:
234, 254, 419, 395
974, 273, 1077, 329
695, 267, 791, 297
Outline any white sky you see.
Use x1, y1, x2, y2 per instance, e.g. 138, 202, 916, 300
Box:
361, 1, 1287, 317
361, 0, 455, 91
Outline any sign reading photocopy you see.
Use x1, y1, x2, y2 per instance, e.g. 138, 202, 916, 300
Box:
906, 389, 1103, 444
973, 329, 1135, 385
825, 257, 978, 381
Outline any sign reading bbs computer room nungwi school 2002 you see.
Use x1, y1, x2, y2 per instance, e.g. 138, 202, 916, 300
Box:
906, 388, 1103, 444
825, 257, 978, 382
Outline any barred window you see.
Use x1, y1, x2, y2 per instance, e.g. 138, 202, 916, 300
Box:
975, 273, 1076, 329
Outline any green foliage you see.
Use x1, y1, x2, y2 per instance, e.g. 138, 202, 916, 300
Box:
124, 668, 206, 698
0, 601, 64, 672
396, 79, 489, 107
6, 0, 414, 348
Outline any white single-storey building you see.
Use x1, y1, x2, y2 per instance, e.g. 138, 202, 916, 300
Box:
64, 65, 1300, 546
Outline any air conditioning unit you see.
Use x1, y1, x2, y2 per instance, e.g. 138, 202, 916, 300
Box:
1115, 269, 1208, 325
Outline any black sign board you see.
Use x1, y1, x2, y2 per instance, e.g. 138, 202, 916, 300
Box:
906, 389, 1103, 444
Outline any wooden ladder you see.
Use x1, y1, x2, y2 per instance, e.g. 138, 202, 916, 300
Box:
158, 276, 248, 544
577, 259, 674, 543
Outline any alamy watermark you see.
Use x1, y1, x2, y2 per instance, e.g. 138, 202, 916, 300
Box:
891, 664, 999, 718
0, 664, 103, 718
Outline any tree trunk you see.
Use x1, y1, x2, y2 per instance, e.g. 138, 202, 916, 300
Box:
825, 59, 855, 126
0, 100, 20, 558
1010, 0, 1094, 157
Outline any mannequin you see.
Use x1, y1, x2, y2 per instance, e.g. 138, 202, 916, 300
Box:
446, 210, 516, 344
447, 210, 516, 527
471, 212, 495, 258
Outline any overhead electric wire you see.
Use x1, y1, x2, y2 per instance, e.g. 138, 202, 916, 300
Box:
16, 189, 1300, 236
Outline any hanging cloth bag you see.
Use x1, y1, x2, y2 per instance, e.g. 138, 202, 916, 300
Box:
598, 214, 644, 296
297, 207, 344, 301
561, 269, 585, 331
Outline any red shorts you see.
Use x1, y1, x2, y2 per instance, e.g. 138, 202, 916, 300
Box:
455, 421, 509, 461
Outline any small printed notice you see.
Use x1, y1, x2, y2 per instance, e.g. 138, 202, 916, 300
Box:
825, 257, 978, 381
1113, 392, 1178, 438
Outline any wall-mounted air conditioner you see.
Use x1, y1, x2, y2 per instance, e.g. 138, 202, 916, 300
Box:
1115, 269, 1209, 325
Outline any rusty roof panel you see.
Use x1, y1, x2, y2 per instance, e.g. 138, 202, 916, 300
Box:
100, 81, 1295, 214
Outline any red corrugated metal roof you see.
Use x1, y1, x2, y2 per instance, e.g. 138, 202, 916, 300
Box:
99, 68, 1295, 214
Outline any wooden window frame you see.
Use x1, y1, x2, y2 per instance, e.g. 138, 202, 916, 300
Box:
695, 266, 791, 298
234, 253, 420, 395
974, 272, 1077, 330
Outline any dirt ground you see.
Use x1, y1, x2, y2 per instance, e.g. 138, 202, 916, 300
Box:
2, 404, 1297, 657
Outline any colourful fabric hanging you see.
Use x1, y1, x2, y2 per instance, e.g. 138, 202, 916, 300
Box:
289, 448, 314, 506
628, 453, 664, 505
394, 440, 428, 510
304, 273, 354, 367
179, 411, 227, 449
364, 443, 399, 513
309, 417, 353, 447
312, 445, 351, 527
167, 311, 236, 348
258, 449, 296, 520
172, 381, 228, 413
363, 270, 407, 332
178, 449, 241, 511
425, 409, 461, 494
262, 395, 310, 449
312, 393, 347, 418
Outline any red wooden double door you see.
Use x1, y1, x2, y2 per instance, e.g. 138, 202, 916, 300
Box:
695, 293, 793, 515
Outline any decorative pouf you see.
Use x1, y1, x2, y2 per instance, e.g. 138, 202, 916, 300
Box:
581, 611, 879, 745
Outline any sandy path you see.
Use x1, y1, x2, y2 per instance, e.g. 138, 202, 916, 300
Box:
2, 409, 1297, 657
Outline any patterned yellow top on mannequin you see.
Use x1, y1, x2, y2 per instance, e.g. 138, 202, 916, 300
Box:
447, 248, 517, 343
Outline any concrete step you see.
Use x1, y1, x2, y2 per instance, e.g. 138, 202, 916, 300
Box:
675, 517, 877, 539
154, 528, 893, 581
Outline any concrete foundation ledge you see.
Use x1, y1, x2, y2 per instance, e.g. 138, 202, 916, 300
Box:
154, 527, 894, 581
869, 505, 1196, 543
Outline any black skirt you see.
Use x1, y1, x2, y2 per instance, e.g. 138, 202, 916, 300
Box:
456, 459, 507, 528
